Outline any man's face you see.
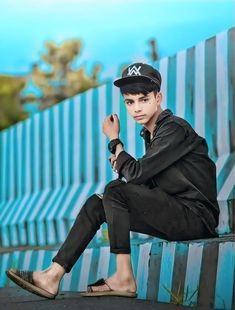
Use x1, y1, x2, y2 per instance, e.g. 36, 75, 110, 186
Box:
123, 91, 162, 125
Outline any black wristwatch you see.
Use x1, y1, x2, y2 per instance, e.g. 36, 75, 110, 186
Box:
108, 138, 124, 154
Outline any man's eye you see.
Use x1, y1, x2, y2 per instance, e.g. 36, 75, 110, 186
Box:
142, 98, 149, 102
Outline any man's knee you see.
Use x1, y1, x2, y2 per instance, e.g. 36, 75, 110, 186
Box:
103, 179, 126, 194
103, 179, 128, 208
79, 194, 104, 220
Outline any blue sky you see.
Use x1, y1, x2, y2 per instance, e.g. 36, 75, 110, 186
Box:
1, 0, 234, 78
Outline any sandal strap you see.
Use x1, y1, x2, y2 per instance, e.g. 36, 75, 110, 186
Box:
14, 270, 34, 284
87, 278, 110, 292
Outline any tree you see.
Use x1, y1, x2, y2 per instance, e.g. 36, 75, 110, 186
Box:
25, 39, 102, 109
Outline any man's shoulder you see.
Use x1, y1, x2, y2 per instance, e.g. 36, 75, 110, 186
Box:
158, 113, 194, 134
153, 112, 204, 147
167, 113, 192, 129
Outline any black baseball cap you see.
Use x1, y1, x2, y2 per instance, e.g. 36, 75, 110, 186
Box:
113, 62, 161, 91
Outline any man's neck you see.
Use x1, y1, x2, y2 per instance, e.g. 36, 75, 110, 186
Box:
144, 107, 163, 138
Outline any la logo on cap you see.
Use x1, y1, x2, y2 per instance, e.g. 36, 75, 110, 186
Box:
127, 65, 141, 76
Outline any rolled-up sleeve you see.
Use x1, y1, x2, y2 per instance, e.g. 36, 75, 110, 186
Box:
115, 121, 200, 184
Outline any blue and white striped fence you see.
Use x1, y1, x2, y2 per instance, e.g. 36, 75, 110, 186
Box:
0, 26, 234, 309
0, 27, 234, 248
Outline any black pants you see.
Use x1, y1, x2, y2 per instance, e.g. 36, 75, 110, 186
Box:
52, 179, 213, 273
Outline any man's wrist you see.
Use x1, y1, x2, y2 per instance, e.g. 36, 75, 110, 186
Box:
115, 143, 124, 157
108, 138, 124, 155
109, 135, 119, 141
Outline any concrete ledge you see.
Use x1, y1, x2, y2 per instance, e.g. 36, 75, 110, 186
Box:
1, 235, 234, 309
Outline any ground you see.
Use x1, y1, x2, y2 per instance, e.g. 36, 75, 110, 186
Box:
0, 288, 211, 310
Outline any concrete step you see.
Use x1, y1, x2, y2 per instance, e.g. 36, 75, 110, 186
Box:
1, 235, 235, 309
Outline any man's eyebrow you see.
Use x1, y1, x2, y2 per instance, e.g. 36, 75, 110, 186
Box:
124, 98, 134, 102
138, 95, 149, 100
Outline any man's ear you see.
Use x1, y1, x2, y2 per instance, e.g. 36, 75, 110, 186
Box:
156, 92, 162, 103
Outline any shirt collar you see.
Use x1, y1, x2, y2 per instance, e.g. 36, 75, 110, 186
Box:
139, 109, 173, 139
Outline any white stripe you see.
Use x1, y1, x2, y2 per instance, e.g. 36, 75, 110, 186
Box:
78, 248, 93, 291
159, 57, 168, 110
33, 113, 40, 191
22, 250, 33, 269
46, 187, 67, 222
216, 153, 229, 176
96, 246, 110, 280
216, 31, 229, 157
43, 110, 51, 188
112, 83, 120, 121
25, 119, 32, 194
70, 182, 94, 219
2, 195, 29, 227
86, 90, 93, 182
53, 107, 62, 188
17, 123, 23, 196
216, 200, 230, 234
183, 242, 203, 306
36, 189, 61, 244
136, 242, 152, 299
27, 189, 51, 222
194, 41, 206, 138
1, 132, 7, 200
8, 197, 24, 246
35, 250, 46, 270
63, 100, 70, 185
9, 128, 15, 198
98, 85, 107, 182
61, 271, 73, 291
56, 184, 81, 242
127, 113, 136, 157
112, 85, 123, 179
57, 184, 80, 219
217, 165, 235, 200
73, 96, 81, 183
176, 50, 186, 118
0, 200, 12, 226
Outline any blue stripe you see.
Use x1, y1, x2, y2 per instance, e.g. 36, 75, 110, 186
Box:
214, 242, 235, 309
158, 242, 176, 302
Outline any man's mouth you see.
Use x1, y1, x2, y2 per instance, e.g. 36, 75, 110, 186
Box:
134, 115, 145, 120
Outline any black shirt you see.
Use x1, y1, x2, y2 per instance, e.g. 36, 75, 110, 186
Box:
115, 109, 220, 235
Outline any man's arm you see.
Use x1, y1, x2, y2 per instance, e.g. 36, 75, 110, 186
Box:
115, 121, 202, 185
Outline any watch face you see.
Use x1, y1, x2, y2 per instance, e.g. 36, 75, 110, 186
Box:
108, 139, 123, 154
108, 139, 117, 153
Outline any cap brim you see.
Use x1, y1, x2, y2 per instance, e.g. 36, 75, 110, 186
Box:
113, 75, 159, 88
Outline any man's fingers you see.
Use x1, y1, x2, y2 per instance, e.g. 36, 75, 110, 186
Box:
111, 158, 117, 166
108, 155, 117, 168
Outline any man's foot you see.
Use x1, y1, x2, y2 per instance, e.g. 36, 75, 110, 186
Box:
6, 263, 64, 299
87, 272, 137, 293
32, 270, 60, 296
5, 269, 57, 299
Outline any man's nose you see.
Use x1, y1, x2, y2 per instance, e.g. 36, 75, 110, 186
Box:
134, 103, 142, 112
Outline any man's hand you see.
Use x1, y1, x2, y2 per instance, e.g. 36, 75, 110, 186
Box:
109, 154, 118, 172
102, 114, 120, 140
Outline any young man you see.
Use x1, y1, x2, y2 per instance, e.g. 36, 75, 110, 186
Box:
6, 63, 219, 299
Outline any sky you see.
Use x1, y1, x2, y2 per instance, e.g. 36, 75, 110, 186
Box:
0, 0, 234, 79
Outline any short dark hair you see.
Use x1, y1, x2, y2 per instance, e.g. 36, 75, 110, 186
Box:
120, 82, 159, 96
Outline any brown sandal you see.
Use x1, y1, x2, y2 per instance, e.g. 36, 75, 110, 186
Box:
80, 278, 137, 298
5, 269, 57, 299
